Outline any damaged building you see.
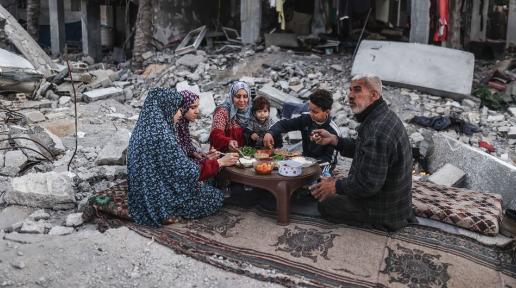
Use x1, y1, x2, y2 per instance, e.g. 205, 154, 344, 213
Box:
0, 0, 515, 287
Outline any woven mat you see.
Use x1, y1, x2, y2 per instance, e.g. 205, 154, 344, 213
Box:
87, 182, 516, 288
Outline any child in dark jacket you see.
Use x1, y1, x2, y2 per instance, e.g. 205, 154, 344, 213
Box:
244, 96, 279, 148
263, 89, 340, 164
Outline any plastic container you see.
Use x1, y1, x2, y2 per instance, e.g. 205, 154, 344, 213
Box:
278, 160, 303, 177
254, 159, 273, 175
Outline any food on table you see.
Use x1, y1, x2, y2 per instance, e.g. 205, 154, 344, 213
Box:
256, 149, 272, 156
254, 152, 270, 160
254, 160, 273, 175
273, 149, 302, 158
240, 146, 257, 157
238, 157, 255, 168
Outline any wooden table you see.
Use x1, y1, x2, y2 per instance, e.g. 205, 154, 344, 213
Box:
220, 165, 321, 225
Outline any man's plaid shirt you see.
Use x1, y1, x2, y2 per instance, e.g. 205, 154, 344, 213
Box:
335, 100, 413, 230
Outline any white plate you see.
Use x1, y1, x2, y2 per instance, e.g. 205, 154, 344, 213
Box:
289, 156, 316, 168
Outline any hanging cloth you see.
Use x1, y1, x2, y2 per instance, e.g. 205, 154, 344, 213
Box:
276, 0, 286, 30
433, 0, 449, 42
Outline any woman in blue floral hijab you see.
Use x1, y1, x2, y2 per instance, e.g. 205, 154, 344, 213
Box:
127, 87, 235, 227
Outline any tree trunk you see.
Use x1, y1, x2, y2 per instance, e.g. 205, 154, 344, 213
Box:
132, 0, 152, 69
447, 0, 463, 49
26, 0, 40, 41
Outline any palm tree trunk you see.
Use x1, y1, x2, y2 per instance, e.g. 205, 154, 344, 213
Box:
26, 0, 40, 41
132, 0, 152, 69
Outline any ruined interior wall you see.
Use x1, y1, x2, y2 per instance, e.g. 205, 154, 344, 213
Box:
151, 0, 230, 46
0, 0, 81, 25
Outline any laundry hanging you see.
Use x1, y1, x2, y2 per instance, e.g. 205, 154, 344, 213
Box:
433, 0, 449, 42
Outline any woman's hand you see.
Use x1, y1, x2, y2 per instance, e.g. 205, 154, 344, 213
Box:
250, 133, 259, 141
217, 153, 239, 167
228, 140, 239, 152
192, 151, 206, 160
205, 148, 220, 160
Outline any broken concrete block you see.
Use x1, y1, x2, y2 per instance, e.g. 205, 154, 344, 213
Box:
20, 100, 52, 110
28, 209, 50, 221
199, 92, 216, 116
428, 163, 466, 187
83, 87, 124, 103
351, 40, 474, 99
0, 206, 33, 230
95, 129, 130, 165
5, 171, 75, 209
87, 69, 118, 88
4, 150, 27, 173
487, 115, 505, 122
257, 84, 303, 109
65, 213, 84, 227
29, 126, 65, 157
141, 51, 153, 60
508, 107, 516, 117
21, 110, 45, 123
48, 226, 74, 236
176, 54, 206, 69
508, 127, 516, 139
176, 80, 201, 94
58, 96, 71, 106
428, 133, 516, 210
20, 220, 46, 234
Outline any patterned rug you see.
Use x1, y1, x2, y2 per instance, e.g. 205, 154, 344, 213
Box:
86, 182, 516, 288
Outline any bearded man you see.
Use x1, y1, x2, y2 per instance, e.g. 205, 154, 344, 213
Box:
309, 73, 415, 231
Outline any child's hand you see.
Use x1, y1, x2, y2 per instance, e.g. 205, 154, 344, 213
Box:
251, 133, 259, 141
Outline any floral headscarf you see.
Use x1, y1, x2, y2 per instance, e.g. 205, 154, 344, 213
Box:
176, 90, 200, 158
220, 81, 252, 127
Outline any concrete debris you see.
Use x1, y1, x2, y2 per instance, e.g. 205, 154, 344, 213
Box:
48, 225, 74, 236
65, 213, 84, 227
352, 40, 474, 99
95, 129, 131, 165
28, 209, 50, 221
20, 219, 47, 234
3, 150, 27, 175
257, 84, 302, 108
83, 87, 124, 103
0, 48, 44, 94
0, 206, 32, 230
5, 172, 75, 209
428, 163, 466, 187
0, 5, 57, 77
21, 110, 45, 124
177, 54, 206, 69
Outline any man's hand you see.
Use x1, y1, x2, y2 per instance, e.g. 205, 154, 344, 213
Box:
311, 129, 338, 146
309, 177, 337, 202
263, 133, 274, 149
217, 153, 239, 167
250, 133, 260, 141
228, 140, 239, 152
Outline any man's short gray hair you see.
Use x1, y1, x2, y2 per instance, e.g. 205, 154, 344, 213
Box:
351, 73, 382, 96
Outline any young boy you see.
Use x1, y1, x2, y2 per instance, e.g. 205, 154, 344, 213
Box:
263, 89, 340, 164
244, 96, 277, 148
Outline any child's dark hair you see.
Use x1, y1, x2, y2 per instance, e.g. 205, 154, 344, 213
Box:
252, 96, 271, 113
309, 89, 333, 111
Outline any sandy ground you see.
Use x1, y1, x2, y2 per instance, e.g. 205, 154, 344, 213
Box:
0, 225, 281, 288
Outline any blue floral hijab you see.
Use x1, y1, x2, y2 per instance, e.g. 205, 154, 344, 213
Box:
127, 87, 223, 227
219, 81, 252, 126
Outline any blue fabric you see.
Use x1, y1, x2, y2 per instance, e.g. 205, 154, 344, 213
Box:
127, 87, 224, 227
281, 102, 309, 119
219, 81, 253, 127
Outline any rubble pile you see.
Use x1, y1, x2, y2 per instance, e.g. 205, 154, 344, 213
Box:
1, 43, 516, 237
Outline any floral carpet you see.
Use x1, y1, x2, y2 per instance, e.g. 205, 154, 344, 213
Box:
88, 182, 516, 288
